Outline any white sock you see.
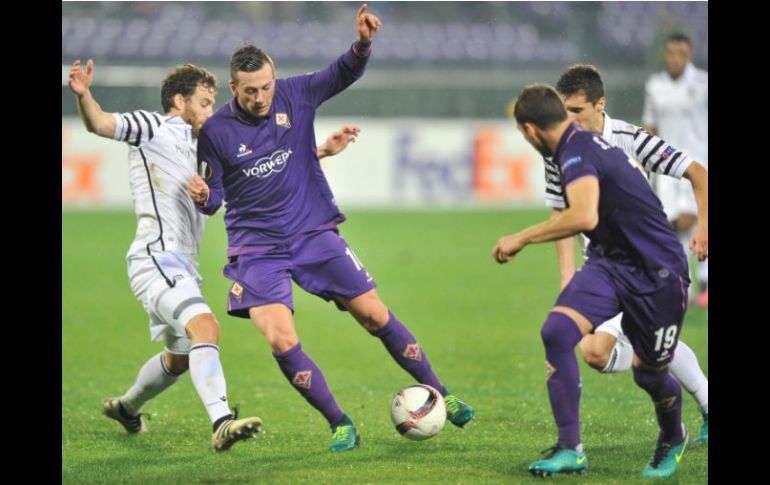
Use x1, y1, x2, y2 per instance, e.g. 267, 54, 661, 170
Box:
189, 344, 231, 424
669, 340, 708, 411
601, 333, 633, 373
121, 352, 183, 416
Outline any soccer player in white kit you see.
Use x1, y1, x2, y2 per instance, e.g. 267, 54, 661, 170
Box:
643, 33, 709, 307
67, 59, 358, 450
546, 64, 709, 445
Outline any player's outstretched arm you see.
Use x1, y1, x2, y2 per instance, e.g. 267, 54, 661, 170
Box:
683, 161, 708, 261
68, 59, 116, 138
356, 4, 381, 43
492, 177, 599, 265
317, 125, 360, 159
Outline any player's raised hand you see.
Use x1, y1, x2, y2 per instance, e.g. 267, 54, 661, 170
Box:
322, 125, 360, 158
492, 234, 526, 264
356, 4, 381, 43
689, 222, 708, 261
69, 59, 94, 96
188, 174, 210, 206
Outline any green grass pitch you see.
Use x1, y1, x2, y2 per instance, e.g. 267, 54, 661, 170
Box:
62, 210, 708, 484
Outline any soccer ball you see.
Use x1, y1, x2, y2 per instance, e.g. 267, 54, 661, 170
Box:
390, 384, 447, 441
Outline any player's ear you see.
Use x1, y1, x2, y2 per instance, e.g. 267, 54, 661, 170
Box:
172, 93, 186, 111
229, 79, 238, 96
596, 97, 606, 111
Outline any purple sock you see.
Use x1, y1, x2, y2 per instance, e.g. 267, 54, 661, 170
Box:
541, 312, 584, 449
371, 311, 447, 395
633, 367, 684, 445
273, 342, 345, 426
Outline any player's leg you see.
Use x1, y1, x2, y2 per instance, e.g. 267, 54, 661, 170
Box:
248, 303, 357, 451
528, 263, 620, 477
292, 229, 474, 427
103, 346, 187, 434
224, 249, 357, 450
103, 255, 189, 433
339, 288, 474, 428
578, 313, 632, 373
621, 277, 689, 478
150, 252, 260, 450
668, 340, 708, 444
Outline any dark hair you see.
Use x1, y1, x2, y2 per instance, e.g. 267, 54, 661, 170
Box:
666, 32, 692, 47
513, 84, 567, 129
230, 43, 274, 83
160, 64, 218, 113
555, 64, 605, 105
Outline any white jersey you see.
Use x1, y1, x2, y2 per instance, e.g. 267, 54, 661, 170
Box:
112, 111, 206, 256
642, 62, 708, 165
543, 112, 693, 209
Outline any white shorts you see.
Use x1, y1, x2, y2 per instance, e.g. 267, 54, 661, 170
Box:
126, 250, 212, 354
652, 174, 697, 221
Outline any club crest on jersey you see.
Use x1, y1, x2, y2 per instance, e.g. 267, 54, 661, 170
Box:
402, 343, 422, 361
293, 370, 312, 389
230, 282, 243, 303
544, 360, 556, 381
236, 144, 253, 158
276, 113, 291, 129
660, 146, 675, 160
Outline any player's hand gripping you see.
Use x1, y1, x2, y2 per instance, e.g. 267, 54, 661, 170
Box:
69, 59, 94, 96
356, 4, 381, 43
188, 175, 210, 206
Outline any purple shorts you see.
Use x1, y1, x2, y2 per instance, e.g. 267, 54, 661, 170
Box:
555, 260, 689, 366
223, 229, 377, 318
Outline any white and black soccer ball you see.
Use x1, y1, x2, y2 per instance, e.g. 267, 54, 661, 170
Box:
390, 384, 447, 441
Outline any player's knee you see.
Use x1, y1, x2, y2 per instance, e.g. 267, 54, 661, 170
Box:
268, 332, 299, 353
165, 352, 189, 374
632, 366, 666, 393
581, 346, 610, 370
185, 313, 220, 344
351, 294, 389, 331
254, 315, 298, 352
578, 335, 611, 370
541, 312, 583, 351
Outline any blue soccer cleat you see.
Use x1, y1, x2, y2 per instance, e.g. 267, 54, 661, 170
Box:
528, 443, 587, 477
329, 415, 360, 451
444, 393, 474, 428
641, 431, 689, 478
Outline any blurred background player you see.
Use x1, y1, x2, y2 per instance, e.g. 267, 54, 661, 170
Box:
68, 57, 358, 451
187, 4, 474, 452
497, 84, 691, 478
550, 64, 708, 445
643, 33, 709, 307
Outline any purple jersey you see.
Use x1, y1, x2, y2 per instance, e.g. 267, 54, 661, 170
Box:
196, 44, 370, 257
555, 124, 688, 293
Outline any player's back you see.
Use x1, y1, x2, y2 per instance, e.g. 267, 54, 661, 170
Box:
557, 127, 688, 292
115, 110, 206, 256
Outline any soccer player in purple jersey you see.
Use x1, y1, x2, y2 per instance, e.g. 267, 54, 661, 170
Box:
187, 4, 473, 451
552, 65, 708, 445
494, 84, 691, 478
68, 57, 361, 451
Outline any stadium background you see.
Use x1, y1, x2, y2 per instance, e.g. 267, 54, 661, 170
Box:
62, 2, 708, 483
